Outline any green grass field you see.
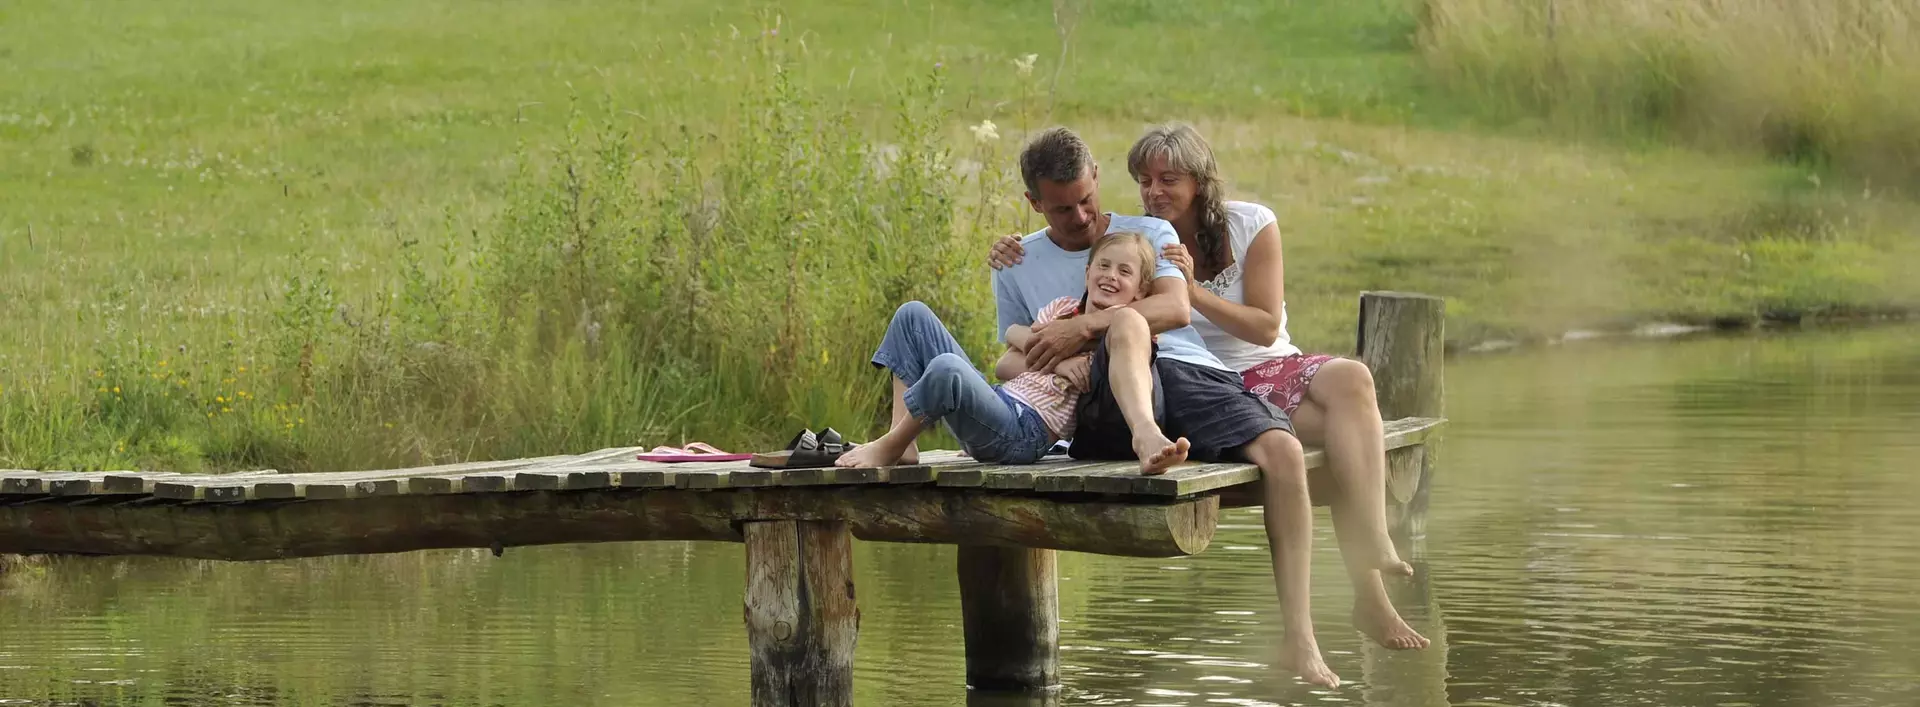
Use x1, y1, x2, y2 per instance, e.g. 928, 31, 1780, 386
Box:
4, 0, 1917, 472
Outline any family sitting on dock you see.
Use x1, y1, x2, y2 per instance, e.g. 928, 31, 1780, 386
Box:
836, 124, 1428, 688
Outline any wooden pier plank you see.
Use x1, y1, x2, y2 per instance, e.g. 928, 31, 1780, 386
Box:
0, 418, 1442, 503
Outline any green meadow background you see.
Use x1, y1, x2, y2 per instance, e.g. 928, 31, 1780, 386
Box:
3, 0, 1917, 472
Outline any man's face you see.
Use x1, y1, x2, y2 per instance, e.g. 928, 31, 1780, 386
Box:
1026, 164, 1102, 248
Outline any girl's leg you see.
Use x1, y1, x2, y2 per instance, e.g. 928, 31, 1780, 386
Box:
862, 301, 975, 465
910, 354, 1036, 461
1106, 308, 1188, 473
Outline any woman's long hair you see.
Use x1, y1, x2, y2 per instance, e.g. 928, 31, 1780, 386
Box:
1127, 124, 1231, 278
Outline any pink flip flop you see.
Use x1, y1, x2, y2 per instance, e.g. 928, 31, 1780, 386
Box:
636, 443, 752, 463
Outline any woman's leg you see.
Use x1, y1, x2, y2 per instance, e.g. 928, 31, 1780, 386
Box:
860, 301, 974, 465
1290, 358, 1430, 650
1291, 359, 1405, 573
1105, 308, 1189, 474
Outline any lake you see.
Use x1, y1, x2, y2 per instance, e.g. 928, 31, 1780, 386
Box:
4, 324, 1918, 706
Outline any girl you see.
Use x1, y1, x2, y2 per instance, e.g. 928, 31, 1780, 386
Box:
837, 232, 1190, 473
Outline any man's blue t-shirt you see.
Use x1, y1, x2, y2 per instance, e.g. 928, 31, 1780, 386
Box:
990, 213, 1230, 372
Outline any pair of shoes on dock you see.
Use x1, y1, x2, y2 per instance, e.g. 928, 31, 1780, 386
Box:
749, 428, 852, 469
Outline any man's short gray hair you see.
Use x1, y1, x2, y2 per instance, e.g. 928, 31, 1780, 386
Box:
1019, 127, 1094, 195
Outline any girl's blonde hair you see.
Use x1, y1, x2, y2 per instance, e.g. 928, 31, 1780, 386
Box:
1127, 123, 1230, 276
1087, 231, 1156, 296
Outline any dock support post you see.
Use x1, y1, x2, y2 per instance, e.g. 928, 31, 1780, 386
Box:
744, 520, 859, 707
957, 546, 1059, 693
1357, 291, 1445, 554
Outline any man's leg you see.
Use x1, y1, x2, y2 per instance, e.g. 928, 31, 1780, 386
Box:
1106, 308, 1188, 474
864, 301, 973, 465
1241, 429, 1339, 689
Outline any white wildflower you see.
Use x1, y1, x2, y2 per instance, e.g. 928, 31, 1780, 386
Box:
1014, 54, 1038, 77
969, 120, 999, 144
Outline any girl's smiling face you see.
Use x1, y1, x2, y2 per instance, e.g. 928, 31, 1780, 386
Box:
1085, 245, 1150, 310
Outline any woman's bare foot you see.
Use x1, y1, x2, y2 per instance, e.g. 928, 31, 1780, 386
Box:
1279, 634, 1341, 688
1353, 600, 1430, 650
1373, 540, 1414, 577
1132, 434, 1190, 475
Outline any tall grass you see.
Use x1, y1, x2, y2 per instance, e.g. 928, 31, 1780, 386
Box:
1419, 0, 1920, 184
0, 29, 1024, 472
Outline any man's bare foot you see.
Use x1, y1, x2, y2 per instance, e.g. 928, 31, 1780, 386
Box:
1133, 434, 1190, 476
836, 438, 910, 468
1353, 601, 1430, 650
1279, 634, 1341, 688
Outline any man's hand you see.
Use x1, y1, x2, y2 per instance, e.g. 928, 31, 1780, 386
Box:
1023, 317, 1090, 372
1055, 354, 1093, 393
988, 234, 1026, 270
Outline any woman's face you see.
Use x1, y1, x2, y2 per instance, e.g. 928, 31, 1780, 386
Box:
1135, 152, 1197, 225
1085, 249, 1146, 310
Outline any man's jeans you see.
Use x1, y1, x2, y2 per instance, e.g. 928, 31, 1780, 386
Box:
869, 301, 1053, 464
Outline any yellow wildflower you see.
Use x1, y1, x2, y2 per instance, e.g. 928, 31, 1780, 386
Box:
112, 386, 120, 393
237, 366, 247, 373
222, 407, 232, 413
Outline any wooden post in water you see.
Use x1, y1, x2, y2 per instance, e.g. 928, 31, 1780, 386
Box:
1356, 291, 1445, 553
744, 520, 859, 707
956, 546, 1060, 693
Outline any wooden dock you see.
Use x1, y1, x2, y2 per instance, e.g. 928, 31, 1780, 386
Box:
0, 292, 1446, 705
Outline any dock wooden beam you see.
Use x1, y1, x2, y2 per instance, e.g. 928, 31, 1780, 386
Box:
1358, 291, 1445, 550
745, 520, 858, 707
958, 546, 1060, 693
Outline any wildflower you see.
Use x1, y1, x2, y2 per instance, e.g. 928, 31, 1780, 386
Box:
223, 377, 235, 384
221, 407, 231, 413
207, 412, 215, 418
112, 387, 120, 394
970, 120, 999, 144
238, 391, 250, 399
237, 366, 246, 373
98, 386, 108, 393
1014, 53, 1038, 77
215, 396, 226, 404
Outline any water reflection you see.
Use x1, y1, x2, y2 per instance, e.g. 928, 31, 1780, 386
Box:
2, 325, 1917, 706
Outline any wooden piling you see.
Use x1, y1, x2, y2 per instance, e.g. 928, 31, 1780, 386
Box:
957, 546, 1060, 693
1356, 291, 1445, 551
744, 520, 859, 707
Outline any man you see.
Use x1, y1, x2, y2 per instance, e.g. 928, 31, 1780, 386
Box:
988, 127, 1340, 689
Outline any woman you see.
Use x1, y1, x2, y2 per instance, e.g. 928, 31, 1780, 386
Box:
987, 124, 1429, 651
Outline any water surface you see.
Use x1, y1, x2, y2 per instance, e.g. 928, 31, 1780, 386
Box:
4, 325, 1918, 706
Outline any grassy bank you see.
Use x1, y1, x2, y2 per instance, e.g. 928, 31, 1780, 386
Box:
1419, 0, 1920, 185
3, 0, 1917, 472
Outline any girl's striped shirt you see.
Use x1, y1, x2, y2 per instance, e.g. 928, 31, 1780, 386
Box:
1001, 296, 1085, 440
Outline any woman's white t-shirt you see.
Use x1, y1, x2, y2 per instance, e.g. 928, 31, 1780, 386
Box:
1189, 201, 1302, 371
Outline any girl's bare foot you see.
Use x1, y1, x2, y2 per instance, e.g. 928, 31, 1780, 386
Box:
1353, 600, 1430, 650
1132, 434, 1190, 475
1279, 634, 1341, 688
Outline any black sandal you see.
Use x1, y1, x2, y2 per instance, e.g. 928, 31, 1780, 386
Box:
750, 428, 852, 469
